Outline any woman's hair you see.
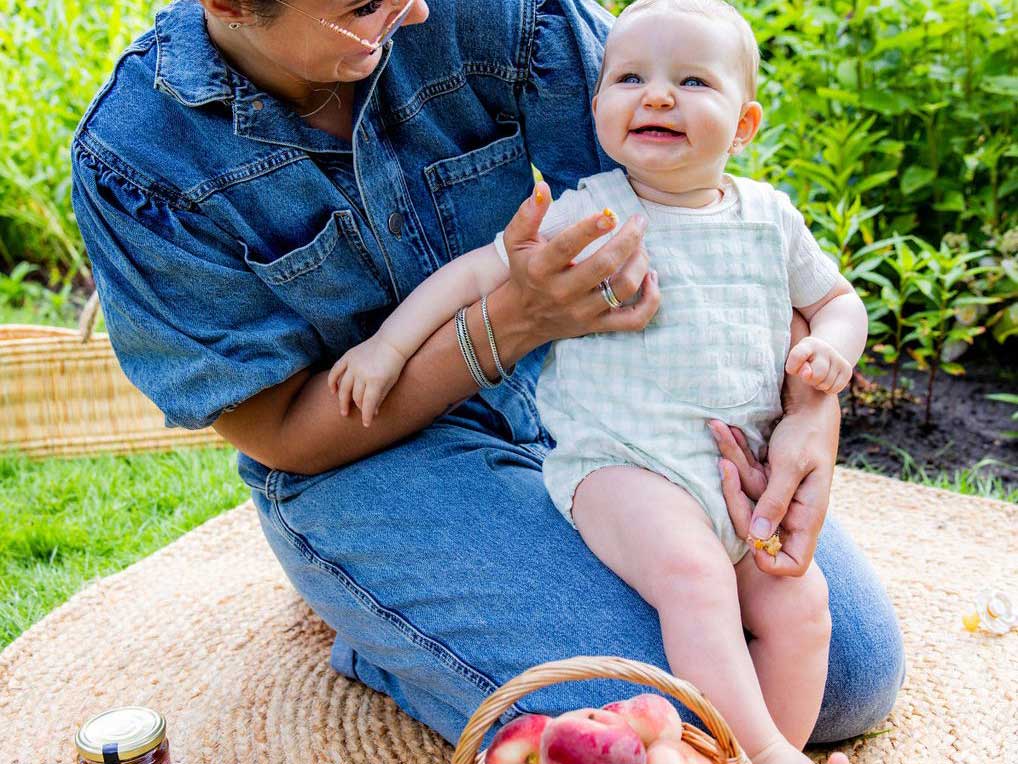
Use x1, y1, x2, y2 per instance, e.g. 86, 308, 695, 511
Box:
235, 0, 284, 22
596, 0, 760, 100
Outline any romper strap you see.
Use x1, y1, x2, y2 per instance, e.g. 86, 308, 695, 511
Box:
577, 168, 647, 233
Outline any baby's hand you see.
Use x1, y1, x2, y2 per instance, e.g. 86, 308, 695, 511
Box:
785, 337, 853, 394
327, 337, 408, 427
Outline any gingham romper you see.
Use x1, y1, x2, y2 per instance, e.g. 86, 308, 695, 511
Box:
496, 169, 840, 562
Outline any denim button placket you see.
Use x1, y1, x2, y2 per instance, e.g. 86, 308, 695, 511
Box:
387, 211, 404, 238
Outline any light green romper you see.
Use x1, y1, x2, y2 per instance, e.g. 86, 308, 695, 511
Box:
496, 170, 840, 562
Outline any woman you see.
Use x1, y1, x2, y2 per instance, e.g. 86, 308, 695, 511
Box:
71, 0, 903, 749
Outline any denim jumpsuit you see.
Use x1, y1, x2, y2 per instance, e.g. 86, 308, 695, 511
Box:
71, 0, 904, 747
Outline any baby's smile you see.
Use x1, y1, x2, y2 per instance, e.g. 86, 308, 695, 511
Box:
629, 124, 687, 142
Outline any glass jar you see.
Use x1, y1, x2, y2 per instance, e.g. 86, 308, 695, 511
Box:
75, 706, 170, 764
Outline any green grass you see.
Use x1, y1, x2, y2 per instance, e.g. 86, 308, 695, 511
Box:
843, 441, 1018, 503
0, 446, 248, 650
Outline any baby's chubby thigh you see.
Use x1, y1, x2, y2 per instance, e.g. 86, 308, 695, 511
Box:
572, 466, 739, 614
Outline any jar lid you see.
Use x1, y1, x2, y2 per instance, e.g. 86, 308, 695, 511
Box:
75, 706, 166, 763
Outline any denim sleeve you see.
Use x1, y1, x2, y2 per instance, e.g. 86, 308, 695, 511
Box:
71, 142, 322, 430
519, 0, 619, 197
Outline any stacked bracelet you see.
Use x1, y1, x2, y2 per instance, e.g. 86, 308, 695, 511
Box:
455, 306, 499, 389
480, 295, 512, 382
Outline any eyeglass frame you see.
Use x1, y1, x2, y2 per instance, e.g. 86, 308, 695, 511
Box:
272, 0, 416, 51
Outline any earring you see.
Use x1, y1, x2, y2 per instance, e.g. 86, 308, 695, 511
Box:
730, 139, 742, 153
229, 22, 242, 29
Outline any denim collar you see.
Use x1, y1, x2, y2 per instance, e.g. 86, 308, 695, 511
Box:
153, 0, 389, 154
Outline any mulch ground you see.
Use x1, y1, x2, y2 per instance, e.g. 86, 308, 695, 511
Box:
838, 351, 1018, 495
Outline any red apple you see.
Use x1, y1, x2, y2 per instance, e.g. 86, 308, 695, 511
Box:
486, 714, 553, 764
601, 694, 682, 747
540, 708, 647, 764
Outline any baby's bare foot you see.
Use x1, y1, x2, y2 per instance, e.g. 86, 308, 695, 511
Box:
749, 739, 849, 764
748, 738, 812, 764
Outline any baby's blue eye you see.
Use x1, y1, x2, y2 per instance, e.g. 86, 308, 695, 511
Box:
681, 77, 708, 87
619, 73, 642, 85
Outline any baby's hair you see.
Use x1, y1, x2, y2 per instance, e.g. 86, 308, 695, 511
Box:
595, 0, 760, 100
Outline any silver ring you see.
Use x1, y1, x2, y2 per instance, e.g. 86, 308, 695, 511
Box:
600, 278, 623, 309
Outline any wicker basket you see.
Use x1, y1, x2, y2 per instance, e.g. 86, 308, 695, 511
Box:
0, 294, 224, 458
452, 655, 749, 764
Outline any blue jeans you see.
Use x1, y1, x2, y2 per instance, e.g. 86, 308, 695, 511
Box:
242, 398, 904, 749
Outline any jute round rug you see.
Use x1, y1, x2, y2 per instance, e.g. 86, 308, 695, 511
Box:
1, 468, 1015, 763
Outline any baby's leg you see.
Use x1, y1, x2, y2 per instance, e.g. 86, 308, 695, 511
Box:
736, 557, 832, 749
572, 467, 805, 763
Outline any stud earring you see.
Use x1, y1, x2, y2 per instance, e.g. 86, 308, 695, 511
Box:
229, 22, 242, 29
731, 139, 743, 153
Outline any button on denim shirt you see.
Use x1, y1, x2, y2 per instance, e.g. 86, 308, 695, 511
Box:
71, 0, 617, 460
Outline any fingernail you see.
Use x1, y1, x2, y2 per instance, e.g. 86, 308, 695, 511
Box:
535, 190, 545, 204
634, 214, 648, 232
651, 269, 659, 283
597, 208, 616, 231
751, 517, 772, 539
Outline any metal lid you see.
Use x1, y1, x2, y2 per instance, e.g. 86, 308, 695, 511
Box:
75, 706, 166, 763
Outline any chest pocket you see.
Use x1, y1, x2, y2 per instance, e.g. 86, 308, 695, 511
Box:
640, 221, 789, 410
643, 283, 775, 409
424, 118, 534, 262
242, 209, 392, 351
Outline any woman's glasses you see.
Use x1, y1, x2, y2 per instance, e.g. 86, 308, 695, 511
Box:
274, 0, 416, 51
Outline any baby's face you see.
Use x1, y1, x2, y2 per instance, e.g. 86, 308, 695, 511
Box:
593, 9, 754, 191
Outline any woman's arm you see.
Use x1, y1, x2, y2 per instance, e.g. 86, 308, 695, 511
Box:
215, 185, 658, 474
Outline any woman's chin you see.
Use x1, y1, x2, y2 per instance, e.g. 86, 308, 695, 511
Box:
336, 49, 383, 81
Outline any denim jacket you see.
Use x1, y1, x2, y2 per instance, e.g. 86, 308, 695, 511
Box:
71, 0, 616, 451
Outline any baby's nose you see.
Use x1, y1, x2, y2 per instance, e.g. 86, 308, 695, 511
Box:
642, 88, 675, 109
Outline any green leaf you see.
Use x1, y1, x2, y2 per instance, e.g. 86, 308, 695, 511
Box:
901, 166, 936, 195
940, 361, 966, 376
990, 304, 1018, 343
859, 89, 912, 116
933, 190, 965, 212
980, 76, 1018, 96
815, 87, 860, 106
855, 170, 898, 194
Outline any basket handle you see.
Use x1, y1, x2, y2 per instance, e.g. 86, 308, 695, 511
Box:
78, 292, 101, 343
450, 656, 747, 764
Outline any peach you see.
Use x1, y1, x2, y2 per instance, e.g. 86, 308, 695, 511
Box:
486, 714, 553, 764
646, 737, 706, 764
540, 708, 647, 764
601, 694, 682, 747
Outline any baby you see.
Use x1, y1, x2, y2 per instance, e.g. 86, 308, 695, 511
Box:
329, 1, 866, 762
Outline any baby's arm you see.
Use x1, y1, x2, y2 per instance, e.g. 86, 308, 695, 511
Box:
785, 275, 868, 394
328, 244, 509, 426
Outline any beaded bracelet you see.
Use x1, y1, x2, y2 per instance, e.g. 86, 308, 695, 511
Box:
480, 295, 512, 382
455, 306, 499, 389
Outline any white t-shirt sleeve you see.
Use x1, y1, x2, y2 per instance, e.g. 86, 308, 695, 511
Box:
493, 188, 584, 268
777, 191, 841, 308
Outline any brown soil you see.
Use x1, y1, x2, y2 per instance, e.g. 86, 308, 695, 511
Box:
838, 352, 1018, 496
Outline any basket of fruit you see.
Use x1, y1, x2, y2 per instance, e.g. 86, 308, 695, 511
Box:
452, 655, 748, 764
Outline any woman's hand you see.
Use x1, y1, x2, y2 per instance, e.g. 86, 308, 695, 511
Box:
712, 392, 840, 577
498, 181, 661, 349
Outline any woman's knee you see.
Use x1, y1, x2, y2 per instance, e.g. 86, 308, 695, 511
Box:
810, 518, 905, 743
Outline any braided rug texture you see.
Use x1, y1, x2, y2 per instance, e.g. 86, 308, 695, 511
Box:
0, 468, 1015, 763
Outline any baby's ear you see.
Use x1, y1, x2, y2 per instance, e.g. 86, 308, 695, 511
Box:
732, 101, 763, 154
591, 93, 600, 116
